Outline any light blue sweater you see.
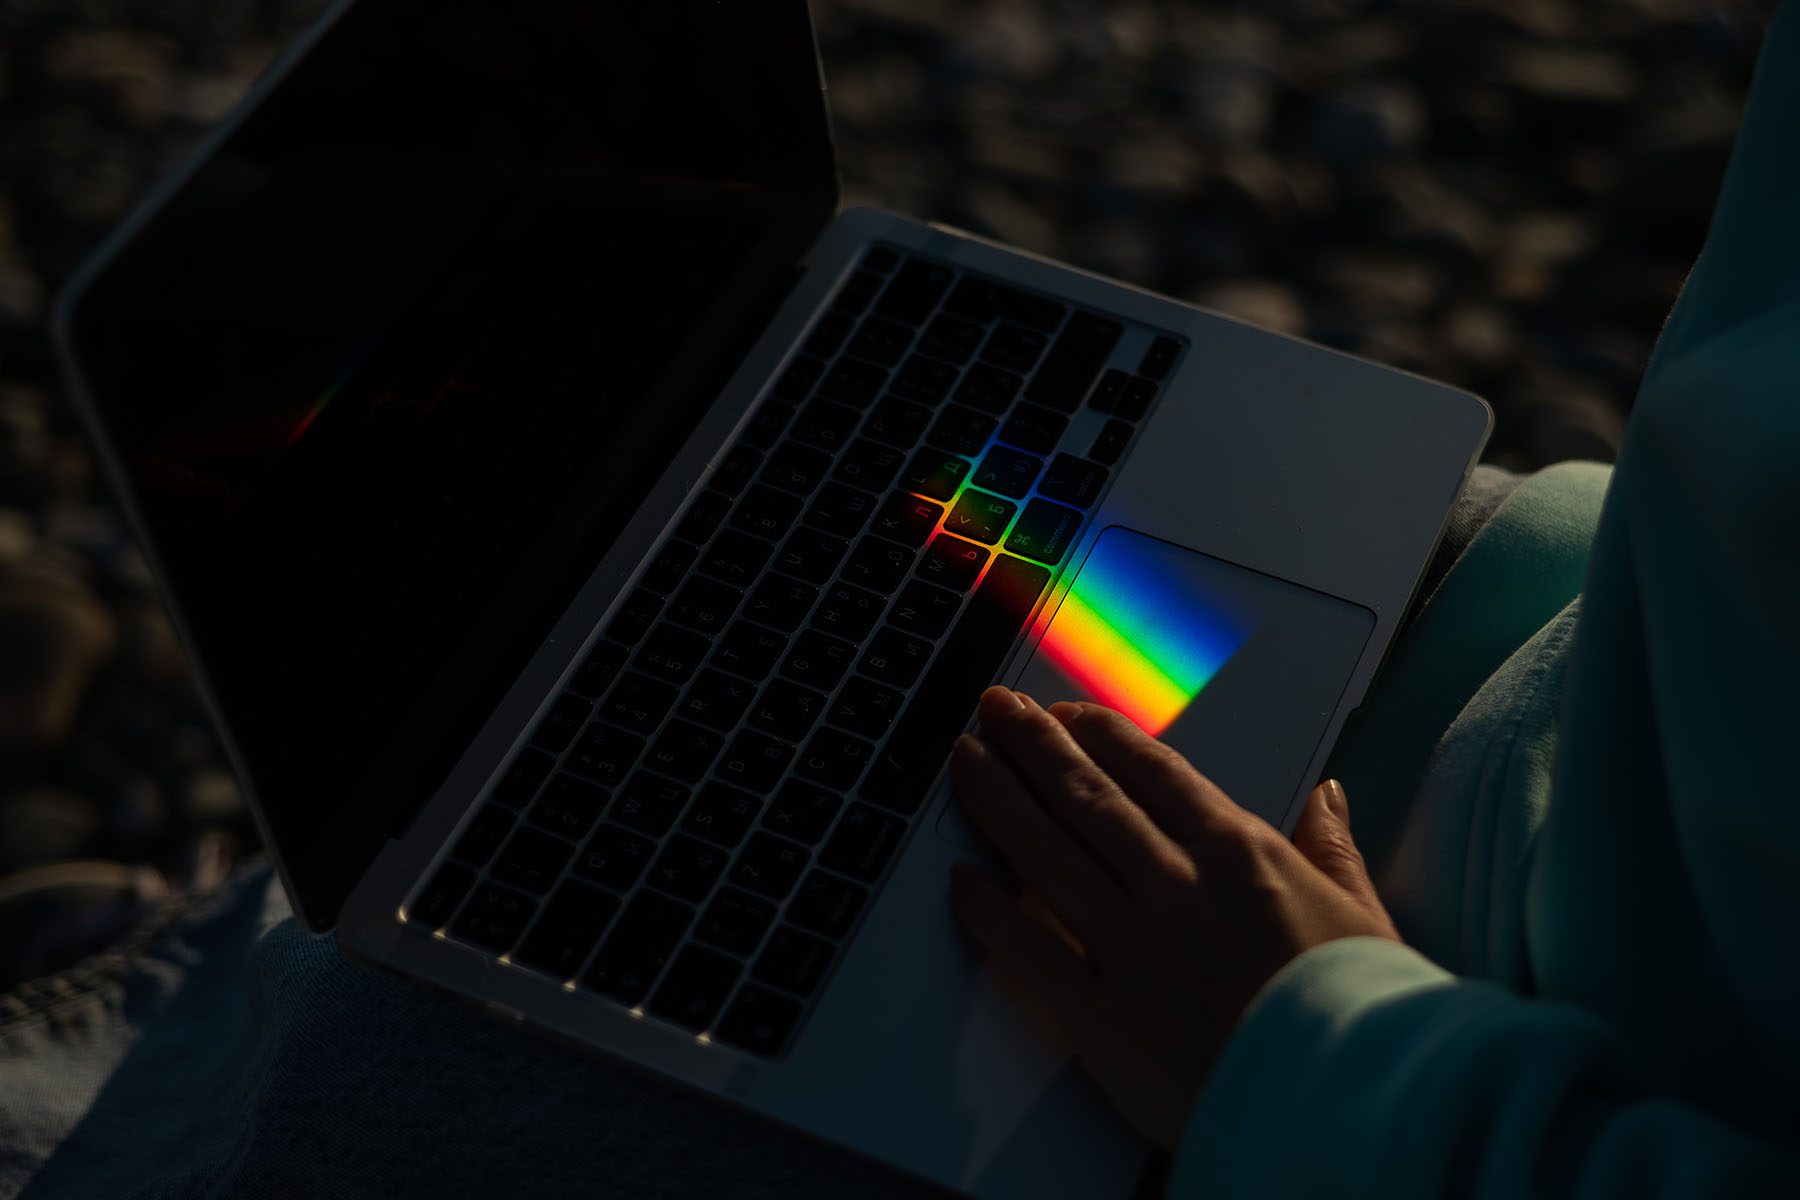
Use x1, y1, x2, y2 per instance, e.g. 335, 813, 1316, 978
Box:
1173, 5, 1800, 1195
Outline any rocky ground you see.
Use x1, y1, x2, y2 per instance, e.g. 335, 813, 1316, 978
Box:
0, 0, 1774, 986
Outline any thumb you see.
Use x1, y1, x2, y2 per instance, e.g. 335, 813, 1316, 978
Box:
1292, 779, 1378, 900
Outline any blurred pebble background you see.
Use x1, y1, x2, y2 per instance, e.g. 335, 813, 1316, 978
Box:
0, 0, 1774, 989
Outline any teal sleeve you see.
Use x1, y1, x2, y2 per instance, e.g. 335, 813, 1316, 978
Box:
1169, 939, 1800, 1198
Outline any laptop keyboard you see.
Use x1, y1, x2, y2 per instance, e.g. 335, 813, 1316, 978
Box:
406, 244, 1185, 1057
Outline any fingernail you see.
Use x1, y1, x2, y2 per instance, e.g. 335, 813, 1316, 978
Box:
979, 686, 1025, 716
1047, 701, 1081, 726
1321, 779, 1349, 821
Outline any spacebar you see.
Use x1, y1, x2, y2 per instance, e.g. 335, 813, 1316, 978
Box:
861, 555, 1052, 815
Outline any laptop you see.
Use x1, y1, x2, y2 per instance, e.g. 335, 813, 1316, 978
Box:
53, 1, 1490, 1195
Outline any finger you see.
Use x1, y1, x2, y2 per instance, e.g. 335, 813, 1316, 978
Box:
974, 689, 1179, 890
949, 862, 1102, 1035
1291, 780, 1378, 901
1049, 702, 1236, 844
951, 732, 1132, 943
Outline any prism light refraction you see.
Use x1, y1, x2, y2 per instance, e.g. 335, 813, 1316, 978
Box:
1034, 532, 1248, 735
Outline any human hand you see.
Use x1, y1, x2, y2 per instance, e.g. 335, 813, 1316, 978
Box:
948, 687, 1400, 1149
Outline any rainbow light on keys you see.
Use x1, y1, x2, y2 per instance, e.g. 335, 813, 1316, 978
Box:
1033, 534, 1249, 735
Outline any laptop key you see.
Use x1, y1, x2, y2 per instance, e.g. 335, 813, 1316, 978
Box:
890, 355, 958, 404
1038, 453, 1110, 508
946, 490, 1017, 545
717, 730, 795, 792
731, 832, 810, 900
805, 481, 879, 539
610, 772, 690, 836
811, 581, 886, 642
826, 675, 905, 740
531, 694, 592, 752
863, 396, 933, 449
1026, 313, 1124, 412
1090, 418, 1134, 466
774, 528, 849, 586
648, 834, 729, 902
650, 945, 742, 1032
743, 401, 795, 450
942, 277, 1067, 333
712, 621, 788, 681
870, 493, 943, 548
716, 984, 803, 1056
761, 441, 834, 495
574, 824, 656, 891
1139, 335, 1182, 380
605, 589, 662, 646
529, 775, 608, 840
600, 672, 679, 734
918, 315, 983, 364
514, 881, 620, 978
780, 629, 857, 692
831, 270, 884, 316
451, 882, 537, 954
642, 540, 699, 596
637, 624, 711, 685
410, 862, 476, 928
675, 491, 732, 544
712, 444, 763, 495
668, 577, 742, 636
997, 403, 1067, 456
491, 827, 574, 895
771, 356, 825, 402
1118, 376, 1159, 422
804, 312, 854, 358
835, 439, 905, 492
765, 779, 845, 845
695, 887, 777, 956
888, 579, 962, 639
752, 678, 828, 742
860, 627, 934, 689
583, 890, 695, 1005
492, 748, 554, 809
678, 669, 757, 731
698, 530, 774, 589
453, 805, 513, 866
572, 641, 631, 699
863, 555, 1050, 814
874, 261, 953, 326
818, 358, 886, 407
842, 536, 913, 592
567, 723, 645, 787
972, 446, 1043, 499
953, 363, 1023, 415
792, 399, 861, 453
731, 485, 804, 542
861, 246, 900, 273
746, 574, 817, 632
899, 449, 969, 501
684, 782, 764, 848
646, 720, 724, 783
926, 405, 998, 457
1088, 368, 1129, 414
1005, 497, 1083, 566
754, 926, 836, 997
820, 804, 908, 883
789, 872, 868, 939
918, 534, 990, 592
847, 316, 913, 366
982, 323, 1049, 373
796, 727, 875, 791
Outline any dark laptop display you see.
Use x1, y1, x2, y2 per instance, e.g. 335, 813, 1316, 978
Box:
62, 0, 838, 928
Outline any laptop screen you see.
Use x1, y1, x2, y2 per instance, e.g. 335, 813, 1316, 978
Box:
63, 0, 838, 928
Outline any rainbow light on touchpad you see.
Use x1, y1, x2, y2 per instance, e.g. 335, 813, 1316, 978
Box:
1033, 531, 1251, 735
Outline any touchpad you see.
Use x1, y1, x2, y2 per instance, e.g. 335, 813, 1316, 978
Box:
938, 526, 1374, 845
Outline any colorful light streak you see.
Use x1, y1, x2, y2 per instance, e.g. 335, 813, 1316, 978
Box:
1032, 533, 1248, 735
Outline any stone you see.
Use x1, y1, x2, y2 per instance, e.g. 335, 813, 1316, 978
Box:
1313, 79, 1427, 166
0, 788, 102, 873
0, 563, 117, 758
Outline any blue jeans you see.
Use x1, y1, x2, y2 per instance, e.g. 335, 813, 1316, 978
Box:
0, 471, 1524, 1200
